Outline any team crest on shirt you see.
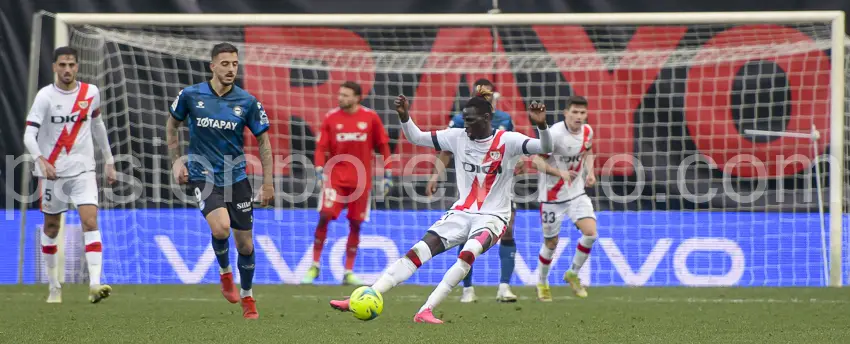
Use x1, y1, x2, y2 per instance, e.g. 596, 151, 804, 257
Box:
489, 151, 502, 160
357, 121, 367, 130
336, 124, 343, 130
233, 106, 243, 117
77, 100, 89, 109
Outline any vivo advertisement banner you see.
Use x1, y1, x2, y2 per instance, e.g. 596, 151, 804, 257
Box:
1, 209, 845, 286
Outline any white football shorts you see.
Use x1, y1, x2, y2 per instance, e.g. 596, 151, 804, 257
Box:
539, 194, 596, 239
40, 171, 98, 215
427, 211, 508, 249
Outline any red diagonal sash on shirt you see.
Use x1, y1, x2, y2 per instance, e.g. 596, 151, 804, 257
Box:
454, 130, 506, 211
47, 83, 92, 165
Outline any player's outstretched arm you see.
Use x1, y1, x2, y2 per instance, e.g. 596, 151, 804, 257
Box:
520, 101, 554, 155
395, 95, 437, 148
532, 155, 576, 182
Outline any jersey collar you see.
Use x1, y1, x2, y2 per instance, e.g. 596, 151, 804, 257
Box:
206, 81, 234, 98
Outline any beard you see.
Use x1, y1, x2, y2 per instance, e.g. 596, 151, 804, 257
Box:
218, 74, 235, 86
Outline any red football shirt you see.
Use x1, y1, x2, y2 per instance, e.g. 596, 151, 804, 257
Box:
315, 106, 391, 188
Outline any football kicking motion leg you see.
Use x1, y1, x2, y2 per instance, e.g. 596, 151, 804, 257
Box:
496, 206, 518, 302
414, 229, 499, 324
564, 218, 597, 298
78, 205, 111, 304
41, 213, 63, 303
330, 232, 446, 312
206, 208, 241, 304
458, 245, 476, 303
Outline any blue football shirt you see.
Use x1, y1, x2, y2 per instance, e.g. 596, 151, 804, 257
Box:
448, 109, 514, 133
169, 82, 270, 186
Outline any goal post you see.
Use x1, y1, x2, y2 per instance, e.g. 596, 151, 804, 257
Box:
34, 11, 846, 287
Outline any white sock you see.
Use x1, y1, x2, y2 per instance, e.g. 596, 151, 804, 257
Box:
419, 239, 483, 312
420, 260, 470, 312
240, 288, 253, 298
570, 235, 597, 273
372, 241, 432, 294
84, 231, 103, 286
538, 245, 555, 285
41, 232, 60, 289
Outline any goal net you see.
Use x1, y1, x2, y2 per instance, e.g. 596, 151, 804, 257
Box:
28, 12, 849, 287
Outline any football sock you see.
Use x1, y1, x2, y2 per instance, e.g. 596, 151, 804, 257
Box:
344, 221, 361, 271
41, 232, 60, 289
459, 246, 473, 287
312, 221, 329, 265
372, 241, 432, 294
211, 234, 231, 273
238, 249, 255, 292
420, 239, 483, 312
83, 231, 103, 286
499, 238, 516, 284
538, 244, 555, 285
571, 235, 598, 272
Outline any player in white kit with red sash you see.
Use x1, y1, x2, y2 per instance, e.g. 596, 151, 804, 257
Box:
531, 96, 599, 301
23, 47, 116, 304
329, 89, 553, 324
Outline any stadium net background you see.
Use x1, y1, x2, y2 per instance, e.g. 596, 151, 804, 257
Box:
21, 12, 850, 287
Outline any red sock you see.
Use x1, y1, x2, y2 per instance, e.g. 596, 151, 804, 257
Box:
345, 221, 361, 270
312, 221, 329, 264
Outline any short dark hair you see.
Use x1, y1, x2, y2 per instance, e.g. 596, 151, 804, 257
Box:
464, 95, 493, 116
211, 42, 238, 60
472, 78, 495, 90
53, 46, 78, 62
340, 81, 362, 97
566, 95, 588, 109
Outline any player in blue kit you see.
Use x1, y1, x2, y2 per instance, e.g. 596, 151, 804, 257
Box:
426, 79, 521, 303
166, 43, 274, 319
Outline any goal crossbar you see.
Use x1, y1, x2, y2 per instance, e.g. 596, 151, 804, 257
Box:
54, 11, 846, 26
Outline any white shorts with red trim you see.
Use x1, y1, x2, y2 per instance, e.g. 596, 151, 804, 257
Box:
40, 171, 98, 215
539, 194, 596, 239
427, 210, 507, 250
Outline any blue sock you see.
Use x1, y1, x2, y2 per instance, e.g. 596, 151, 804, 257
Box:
499, 239, 516, 284
238, 250, 255, 291
459, 246, 473, 287
211, 235, 230, 270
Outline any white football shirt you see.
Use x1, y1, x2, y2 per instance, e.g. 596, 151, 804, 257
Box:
26, 82, 101, 177
432, 128, 534, 222
538, 122, 594, 202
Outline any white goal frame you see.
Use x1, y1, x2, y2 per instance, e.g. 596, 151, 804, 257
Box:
40, 11, 845, 287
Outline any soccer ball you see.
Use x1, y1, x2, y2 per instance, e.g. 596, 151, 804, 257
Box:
349, 286, 384, 321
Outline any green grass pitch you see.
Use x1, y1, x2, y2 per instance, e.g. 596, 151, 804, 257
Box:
1, 285, 848, 343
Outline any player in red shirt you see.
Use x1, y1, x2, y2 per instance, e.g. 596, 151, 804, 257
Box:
302, 81, 392, 285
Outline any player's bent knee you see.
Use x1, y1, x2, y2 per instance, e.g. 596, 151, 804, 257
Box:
576, 218, 598, 237
404, 241, 433, 268
544, 236, 559, 250
421, 232, 446, 256
458, 250, 476, 265
43, 220, 60, 238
